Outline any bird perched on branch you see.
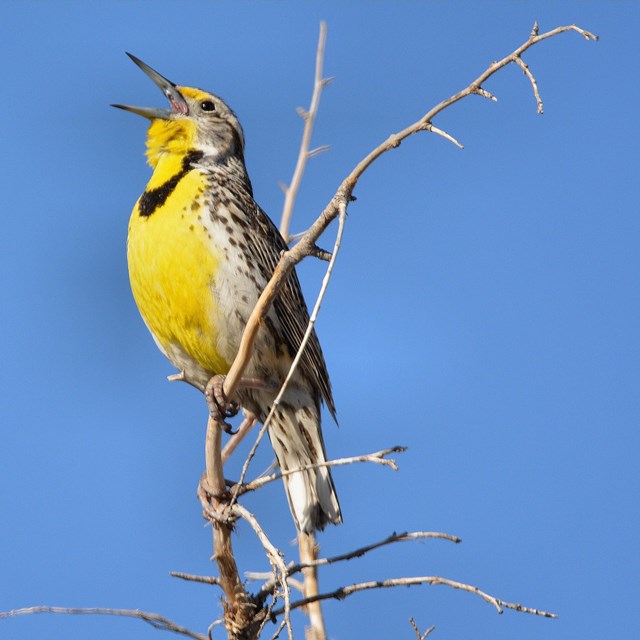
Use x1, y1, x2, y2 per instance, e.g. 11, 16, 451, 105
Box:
113, 54, 341, 533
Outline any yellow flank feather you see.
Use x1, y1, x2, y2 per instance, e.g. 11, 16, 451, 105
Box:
127, 155, 230, 376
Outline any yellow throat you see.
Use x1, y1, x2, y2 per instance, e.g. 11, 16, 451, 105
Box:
127, 103, 231, 378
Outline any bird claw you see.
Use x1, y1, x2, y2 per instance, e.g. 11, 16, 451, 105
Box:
197, 474, 236, 526
205, 375, 239, 434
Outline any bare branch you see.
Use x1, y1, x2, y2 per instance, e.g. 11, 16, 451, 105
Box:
0, 606, 207, 640
338, 24, 597, 197
410, 618, 436, 640
472, 86, 497, 101
310, 245, 332, 261
220, 23, 597, 413
170, 572, 220, 586
239, 446, 406, 495
270, 618, 288, 640
255, 530, 459, 605
307, 144, 331, 159
231, 420, 271, 502
298, 532, 327, 640
515, 56, 544, 113
422, 122, 464, 148
271, 575, 558, 619
202, 416, 261, 637
288, 531, 461, 575
221, 412, 258, 463
232, 503, 293, 640
287, 578, 306, 594
280, 21, 330, 242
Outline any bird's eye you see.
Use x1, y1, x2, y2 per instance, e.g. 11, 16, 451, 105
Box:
200, 100, 216, 112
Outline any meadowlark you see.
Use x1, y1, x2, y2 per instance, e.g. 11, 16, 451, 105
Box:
113, 54, 341, 533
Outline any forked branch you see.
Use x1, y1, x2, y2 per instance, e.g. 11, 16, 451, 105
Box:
270, 575, 558, 619
280, 21, 331, 242
237, 445, 406, 495
410, 618, 436, 640
254, 530, 461, 603
221, 23, 597, 404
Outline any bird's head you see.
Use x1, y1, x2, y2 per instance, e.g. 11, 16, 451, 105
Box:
112, 53, 245, 168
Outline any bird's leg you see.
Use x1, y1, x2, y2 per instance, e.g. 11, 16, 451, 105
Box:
204, 375, 240, 434
204, 374, 279, 435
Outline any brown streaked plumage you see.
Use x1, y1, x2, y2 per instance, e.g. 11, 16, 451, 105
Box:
116, 54, 341, 533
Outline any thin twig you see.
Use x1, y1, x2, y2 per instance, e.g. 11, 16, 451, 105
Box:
288, 578, 306, 594
280, 21, 330, 243
256, 530, 459, 603
423, 123, 464, 148
221, 412, 258, 463
0, 606, 207, 640
231, 420, 270, 503
255, 596, 279, 640
472, 86, 497, 101
515, 55, 543, 113
245, 573, 305, 597
239, 446, 406, 495
170, 572, 220, 586
289, 531, 461, 574
270, 617, 288, 640
232, 503, 293, 640
271, 575, 558, 619
410, 618, 436, 640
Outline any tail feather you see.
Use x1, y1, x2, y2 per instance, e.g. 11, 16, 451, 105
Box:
266, 396, 341, 533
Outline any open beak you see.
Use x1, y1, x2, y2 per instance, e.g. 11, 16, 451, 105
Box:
112, 53, 189, 120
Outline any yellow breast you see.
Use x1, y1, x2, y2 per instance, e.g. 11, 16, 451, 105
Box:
127, 158, 231, 378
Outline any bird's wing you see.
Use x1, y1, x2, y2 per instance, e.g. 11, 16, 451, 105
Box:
248, 201, 336, 420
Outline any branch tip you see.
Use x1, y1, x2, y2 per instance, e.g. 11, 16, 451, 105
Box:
423, 123, 464, 149
270, 575, 558, 620
473, 86, 498, 102
0, 607, 208, 640
307, 144, 331, 159
410, 617, 436, 640
170, 571, 221, 586
514, 55, 544, 114
311, 245, 333, 261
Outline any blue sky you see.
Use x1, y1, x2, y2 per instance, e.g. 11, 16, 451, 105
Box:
1, 2, 638, 639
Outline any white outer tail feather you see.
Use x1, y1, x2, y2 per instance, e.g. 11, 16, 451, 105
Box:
266, 397, 341, 534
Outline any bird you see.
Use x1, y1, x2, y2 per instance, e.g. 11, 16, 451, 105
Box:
113, 54, 342, 534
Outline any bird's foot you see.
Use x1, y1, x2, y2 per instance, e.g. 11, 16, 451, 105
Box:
197, 473, 237, 526
204, 375, 239, 434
